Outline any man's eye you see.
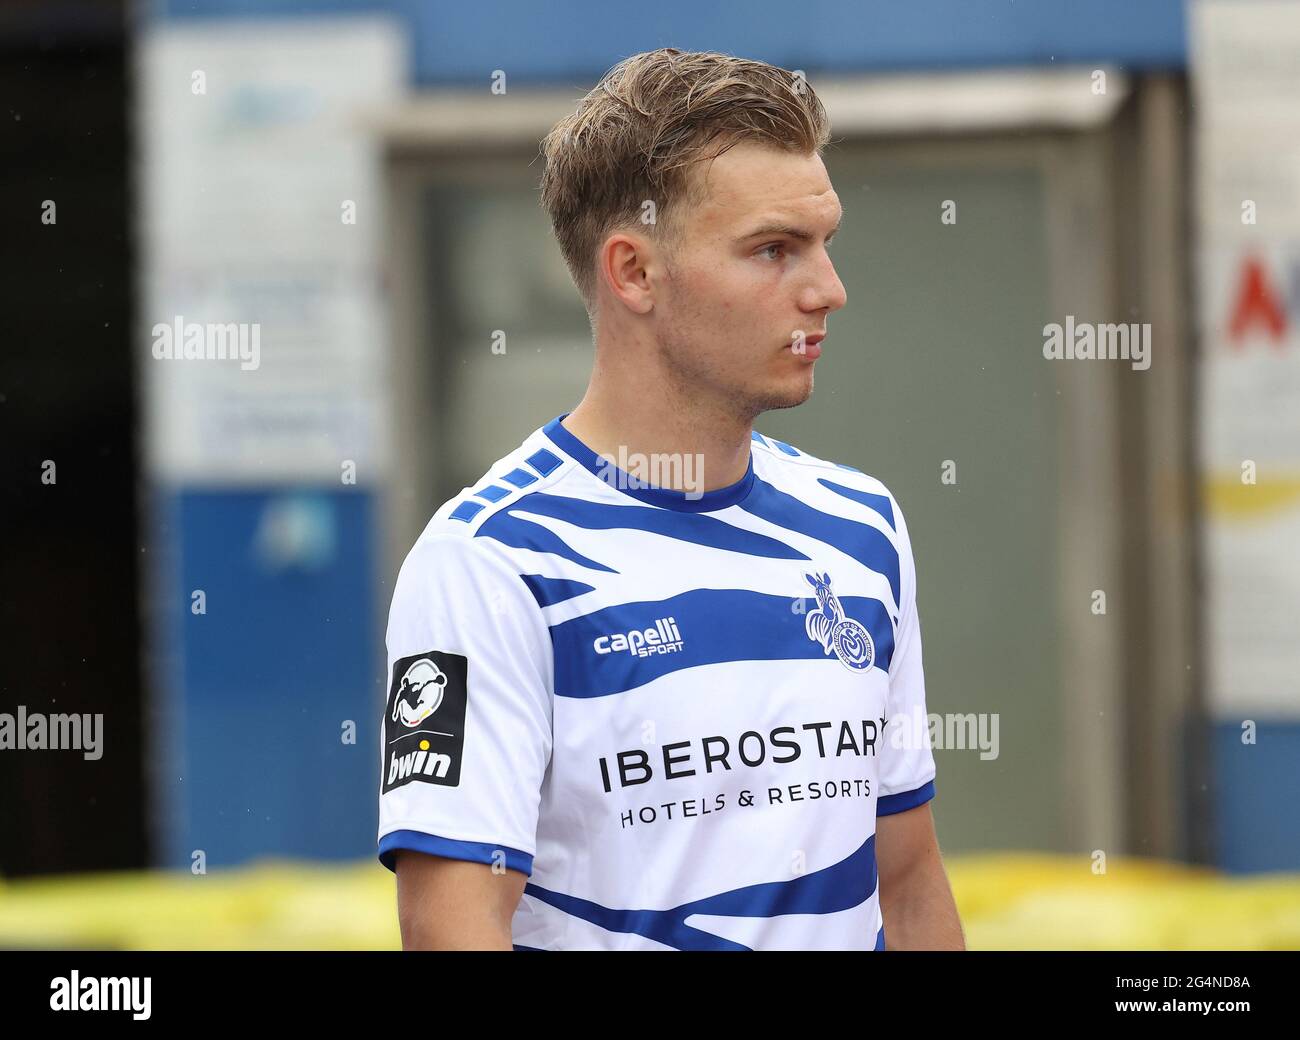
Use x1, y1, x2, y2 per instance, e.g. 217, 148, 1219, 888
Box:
759, 243, 785, 260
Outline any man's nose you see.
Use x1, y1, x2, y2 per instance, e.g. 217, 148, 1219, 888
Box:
803, 253, 847, 314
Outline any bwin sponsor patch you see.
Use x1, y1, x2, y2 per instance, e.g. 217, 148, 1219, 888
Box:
383, 651, 468, 792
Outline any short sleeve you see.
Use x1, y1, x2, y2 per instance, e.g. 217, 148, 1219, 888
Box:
377, 532, 553, 876
876, 496, 937, 816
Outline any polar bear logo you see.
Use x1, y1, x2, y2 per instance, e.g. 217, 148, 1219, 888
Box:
392, 658, 448, 728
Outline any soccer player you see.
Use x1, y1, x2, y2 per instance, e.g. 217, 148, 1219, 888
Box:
377, 48, 964, 951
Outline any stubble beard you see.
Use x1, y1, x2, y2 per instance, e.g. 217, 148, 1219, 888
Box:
654, 327, 815, 426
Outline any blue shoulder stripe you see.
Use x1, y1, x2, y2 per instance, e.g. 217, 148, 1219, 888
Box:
817, 478, 896, 531
445, 447, 565, 526
519, 572, 597, 608
449, 500, 486, 522
476, 508, 619, 573
526, 448, 563, 476
740, 476, 900, 607
504, 493, 810, 560
474, 484, 511, 503
501, 467, 539, 488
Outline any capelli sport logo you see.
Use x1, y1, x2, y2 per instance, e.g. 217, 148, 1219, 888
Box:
593, 617, 684, 658
382, 651, 467, 793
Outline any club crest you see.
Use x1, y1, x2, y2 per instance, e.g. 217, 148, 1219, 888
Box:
803, 571, 874, 672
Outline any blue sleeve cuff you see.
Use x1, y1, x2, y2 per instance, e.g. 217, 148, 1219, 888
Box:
876, 779, 935, 816
378, 830, 534, 876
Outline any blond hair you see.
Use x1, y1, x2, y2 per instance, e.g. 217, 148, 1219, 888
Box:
539, 48, 830, 309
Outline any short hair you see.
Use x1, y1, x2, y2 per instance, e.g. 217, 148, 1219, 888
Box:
539, 48, 831, 311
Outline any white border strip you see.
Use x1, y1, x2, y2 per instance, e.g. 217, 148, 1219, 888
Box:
364, 67, 1129, 147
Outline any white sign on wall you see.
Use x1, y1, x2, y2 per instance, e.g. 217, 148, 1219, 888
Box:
1192, 0, 1300, 717
139, 18, 405, 484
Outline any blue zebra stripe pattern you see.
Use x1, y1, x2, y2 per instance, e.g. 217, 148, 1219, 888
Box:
377, 414, 935, 950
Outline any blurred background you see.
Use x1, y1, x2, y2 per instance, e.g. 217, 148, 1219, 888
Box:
2, 0, 1299, 949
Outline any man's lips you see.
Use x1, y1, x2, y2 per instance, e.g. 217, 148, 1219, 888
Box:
785, 332, 825, 360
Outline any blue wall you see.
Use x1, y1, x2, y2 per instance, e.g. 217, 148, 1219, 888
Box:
154, 0, 1189, 82
154, 489, 379, 868
1212, 721, 1300, 873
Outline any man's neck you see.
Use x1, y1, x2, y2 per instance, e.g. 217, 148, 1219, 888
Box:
561, 388, 753, 494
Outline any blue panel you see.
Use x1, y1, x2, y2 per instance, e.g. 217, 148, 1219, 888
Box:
525, 447, 563, 476
501, 467, 539, 489
1212, 720, 1300, 873
474, 484, 511, 503
449, 499, 486, 522
152, 1, 1189, 79
155, 488, 378, 868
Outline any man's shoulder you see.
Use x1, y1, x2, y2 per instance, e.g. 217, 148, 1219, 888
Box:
394, 418, 599, 605
417, 421, 576, 546
390, 421, 581, 617
750, 428, 902, 529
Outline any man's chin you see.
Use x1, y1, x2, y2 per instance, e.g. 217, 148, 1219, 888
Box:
745, 375, 814, 418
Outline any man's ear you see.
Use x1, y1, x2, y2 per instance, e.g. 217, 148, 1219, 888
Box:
599, 230, 657, 316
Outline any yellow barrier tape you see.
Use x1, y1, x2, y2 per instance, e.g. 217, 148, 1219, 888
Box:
1202, 475, 1300, 518
1, 854, 1297, 950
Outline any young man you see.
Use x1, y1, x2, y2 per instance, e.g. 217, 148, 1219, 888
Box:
377, 48, 964, 951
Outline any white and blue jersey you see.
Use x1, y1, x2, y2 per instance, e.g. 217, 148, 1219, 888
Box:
377, 414, 936, 950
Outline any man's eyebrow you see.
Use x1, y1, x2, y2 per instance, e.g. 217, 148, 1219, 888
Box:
737, 216, 843, 242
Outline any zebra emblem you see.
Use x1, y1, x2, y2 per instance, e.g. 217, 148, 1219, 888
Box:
804, 571, 874, 672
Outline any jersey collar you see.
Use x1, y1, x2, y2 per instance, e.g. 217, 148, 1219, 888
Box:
541, 413, 756, 513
